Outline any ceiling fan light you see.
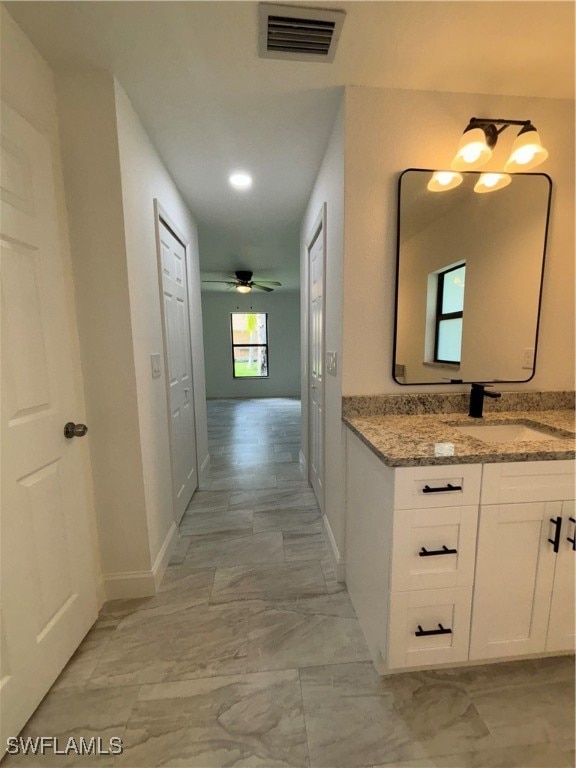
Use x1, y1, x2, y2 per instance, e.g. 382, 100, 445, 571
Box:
427, 171, 463, 192
504, 128, 548, 172
450, 127, 493, 171
236, 284, 251, 293
474, 173, 512, 194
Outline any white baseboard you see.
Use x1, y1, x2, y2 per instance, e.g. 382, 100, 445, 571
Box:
103, 570, 157, 600
199, 453, 211, 489
322, 513, 346, 582
152, 521, 178, 591
96, 578, 106, 610
103, 522, 179, 600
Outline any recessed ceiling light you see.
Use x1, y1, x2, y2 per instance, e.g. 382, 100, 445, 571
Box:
229, 172, 253, 191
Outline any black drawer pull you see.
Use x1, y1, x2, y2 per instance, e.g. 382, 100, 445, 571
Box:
415, 623, 453, 637
419, 545, 458, 557
548, 516, 562, 553
567, 517, 576, 551
422, 483, 462, 494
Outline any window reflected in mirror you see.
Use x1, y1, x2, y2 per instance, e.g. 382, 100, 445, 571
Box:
433, 263, 466, 364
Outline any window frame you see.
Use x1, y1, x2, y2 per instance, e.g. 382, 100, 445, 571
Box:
434, 263, 465, 364
230, 312, 269, 379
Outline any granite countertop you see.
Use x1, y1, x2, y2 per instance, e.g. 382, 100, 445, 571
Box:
343, 410, 576, 467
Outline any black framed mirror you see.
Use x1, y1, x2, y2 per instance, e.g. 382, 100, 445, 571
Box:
392, 169, 552, 385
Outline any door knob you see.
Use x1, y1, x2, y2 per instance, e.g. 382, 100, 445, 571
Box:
64, 422, 88, 439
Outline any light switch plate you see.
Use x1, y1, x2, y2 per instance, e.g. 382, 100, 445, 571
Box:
151, 353, 162, 379
326, 351, 337, 376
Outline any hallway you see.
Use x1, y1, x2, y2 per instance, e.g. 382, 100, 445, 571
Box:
5, 399, 574, 767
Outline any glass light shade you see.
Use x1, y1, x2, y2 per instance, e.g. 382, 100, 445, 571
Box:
504, 130, 548, 172
450, 127, 493, 171
474, 173, 512, 194
236, 284, 251, 293
427, 171, 463, 192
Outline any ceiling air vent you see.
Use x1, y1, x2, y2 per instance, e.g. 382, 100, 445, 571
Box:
258, 3, 345, 63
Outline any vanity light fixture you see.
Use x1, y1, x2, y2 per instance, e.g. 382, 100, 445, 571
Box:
450, 118, 548, 172
474, 173, 512, 194
427, 171, 463, 192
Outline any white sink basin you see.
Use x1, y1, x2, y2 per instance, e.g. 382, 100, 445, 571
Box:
454, 423, 561, 444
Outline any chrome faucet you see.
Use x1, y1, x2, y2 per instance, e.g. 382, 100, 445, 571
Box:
469, 383, 501, 418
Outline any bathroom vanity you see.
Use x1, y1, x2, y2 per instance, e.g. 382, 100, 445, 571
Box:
343, 402, 575, 674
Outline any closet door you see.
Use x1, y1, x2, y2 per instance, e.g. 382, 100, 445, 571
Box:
158, 219, 198, 523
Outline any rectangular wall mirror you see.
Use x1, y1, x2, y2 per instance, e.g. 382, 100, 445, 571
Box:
393, 169, 552, 385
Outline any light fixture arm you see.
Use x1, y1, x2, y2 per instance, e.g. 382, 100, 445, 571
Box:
466, 117, 535, 147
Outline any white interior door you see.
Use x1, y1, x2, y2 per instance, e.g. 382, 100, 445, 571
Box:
1, 101, 98, 743
308, 213, 325, 507
158, 219, 198, 523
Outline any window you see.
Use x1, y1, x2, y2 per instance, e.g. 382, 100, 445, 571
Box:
231, 312, 269, 378
434, 263, 465, 364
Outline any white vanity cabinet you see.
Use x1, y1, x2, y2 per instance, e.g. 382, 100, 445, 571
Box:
470, 461, 575, 660
346, 430, 482, 671
345, 429, 575, 673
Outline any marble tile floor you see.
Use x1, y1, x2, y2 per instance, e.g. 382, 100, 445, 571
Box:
6, 398, 575, 767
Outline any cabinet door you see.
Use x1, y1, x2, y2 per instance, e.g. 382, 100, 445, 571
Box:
546, 501, 575, 653
470, 502, 558, 660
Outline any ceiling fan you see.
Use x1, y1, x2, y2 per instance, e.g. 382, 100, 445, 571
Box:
202, 270, 282, 293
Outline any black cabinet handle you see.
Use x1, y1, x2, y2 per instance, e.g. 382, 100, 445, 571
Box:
415, 623, 452, 637
422, 483, 462, 494
567, 517, 576, 551
548, 516, 562, 553
419, 545, 458, 557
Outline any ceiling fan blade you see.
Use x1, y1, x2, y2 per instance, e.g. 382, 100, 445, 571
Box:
202, 280, 237, 285
251, 283, 274, 292
253, 281, 282, 286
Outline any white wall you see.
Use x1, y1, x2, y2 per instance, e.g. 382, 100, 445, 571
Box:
344, 86, 575, 395
202, 291, 300, 398
114, 82, 209, 565
300, 96, 345, 571
1, 7, 102, 600
55, 71, 208, 597
56, 72, 152, 581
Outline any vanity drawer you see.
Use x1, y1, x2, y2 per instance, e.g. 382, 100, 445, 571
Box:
388, 586, 472, 669
481, 460, 576, 505
391, 505, 478, 591
394, 465, 482, 510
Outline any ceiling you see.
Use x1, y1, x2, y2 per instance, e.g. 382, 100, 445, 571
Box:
6, 1, 574, 292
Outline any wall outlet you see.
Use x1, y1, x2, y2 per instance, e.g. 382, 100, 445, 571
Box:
326, 351, 337, 376
521, 348, 535, 370
151, 353, 162, 379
